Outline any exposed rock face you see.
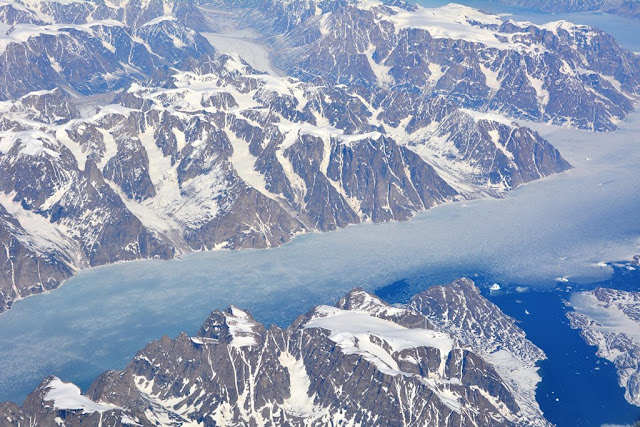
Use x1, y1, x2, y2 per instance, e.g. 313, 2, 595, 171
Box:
0, 279, 550, 426
0, 124, 175, 266
409, 278, 548, 422
0, 1, 214, 100
568, 287, 640, 406
0, 203, 75, 312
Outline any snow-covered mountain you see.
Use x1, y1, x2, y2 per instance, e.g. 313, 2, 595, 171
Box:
0, 0, 637, 130
409, 278, 547, 422
0, 1, 638, 424
0, 0, 214, 100
568, 287, 640, 406
210, 0, 640, 131
488, 0, 640, 18
0, 279, 550, 426
1, 0, 640, 313
0, 1, 586, 313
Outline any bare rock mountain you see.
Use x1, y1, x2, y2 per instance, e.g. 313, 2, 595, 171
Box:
0, 279, 550, 426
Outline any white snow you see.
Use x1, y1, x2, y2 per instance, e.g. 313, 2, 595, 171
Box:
571, 292, 640, 345
277, 120, 380, 150
391, 120, 490, 196
278, 352, 322, 418
527, 72, 550, 108
0, 130, 60, 158
382, 3, 543, 52
490, 348, 541, 395
122, 125, 223, 241
305, 306, 453, 376
44, 377, 119, 414
0, 191, 80, 266
0, 20, 125, 55
121, 414, 141, 426
488, 128, 514, 161
203, 30, 280, 75
97, 128, 118, 168
458, 108, 516, 126
140, 15, 175, 28
365, 45, 393, 87
227, 128, 276, 200
133, 376, 202, 426
480, 63, 502, 93
225, 306, 259, 347
427, 62, 445, 88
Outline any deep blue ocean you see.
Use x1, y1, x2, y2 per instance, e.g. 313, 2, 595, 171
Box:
376, 264, 640, 427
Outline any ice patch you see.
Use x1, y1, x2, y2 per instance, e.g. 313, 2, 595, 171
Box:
225, 306, 260, 348
202, 30, 280, 75
44, 377, 119, 414
278, 352, 322, 417
305, 306, 453, 376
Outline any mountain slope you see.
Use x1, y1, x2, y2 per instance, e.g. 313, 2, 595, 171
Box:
0, 51, 570, 312
206, 0, 640, 131
0, 279, 550, 426
488, 0, 640, 18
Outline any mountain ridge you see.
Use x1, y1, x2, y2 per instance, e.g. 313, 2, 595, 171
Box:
0, 278, 550, 426
3, 0, 639, 314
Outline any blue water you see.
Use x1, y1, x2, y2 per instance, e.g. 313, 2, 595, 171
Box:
376, 265, 640, 427
498, 293, 639, 426
493, 284, 640, 426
